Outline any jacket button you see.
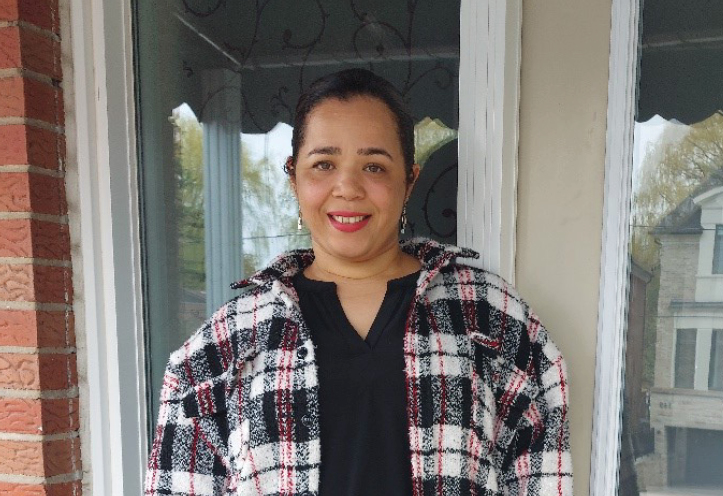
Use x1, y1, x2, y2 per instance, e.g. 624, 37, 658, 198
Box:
301, 415, 313, 428
297, 346, 308, 359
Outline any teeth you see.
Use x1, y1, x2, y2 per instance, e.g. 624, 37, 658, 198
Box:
332, 215, 366, 224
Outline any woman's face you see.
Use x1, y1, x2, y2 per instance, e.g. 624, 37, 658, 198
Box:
292, 96, 419, 264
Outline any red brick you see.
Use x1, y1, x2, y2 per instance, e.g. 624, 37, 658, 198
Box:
0, 125, 65, 169
44, 437, 80, 476
0, 173, 67, 215
0, 438, 79, 476
0, 26, 22, 68
0, 439, 43, 475
0, 481, 82, 496
34, 265, 73, 303
38, 353, 76, 389
0, 0, 61, 34
0, 264, 72, 304
0, 218, 30, 256
0, 397, 40, 433
0, 263, 34, 301
0, 77, 63, 125
0, 353, 76, 390
30, 219, 70, 260
0, 172, 31, 210
41, 397, 79, 434
0, 398, 79, 435
0, 27, 60, 79
0, 309, 74, 347
0, 219, 70, 260
0, 76, 24, 115
0, 353, 39, 388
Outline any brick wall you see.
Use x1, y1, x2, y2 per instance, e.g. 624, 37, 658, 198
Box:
0, 0, 82, 494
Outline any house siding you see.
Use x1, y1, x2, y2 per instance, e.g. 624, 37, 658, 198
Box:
0, 0, 82, 494
654, 234, 700, 389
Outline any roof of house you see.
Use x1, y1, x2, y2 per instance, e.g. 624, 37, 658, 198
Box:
652, 169, 723, 235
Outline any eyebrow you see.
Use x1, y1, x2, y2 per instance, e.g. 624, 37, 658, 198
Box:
357, 147, 393, 160
307, 146, 341, 157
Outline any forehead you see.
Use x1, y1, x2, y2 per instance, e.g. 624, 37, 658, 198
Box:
302, 96, 400, 144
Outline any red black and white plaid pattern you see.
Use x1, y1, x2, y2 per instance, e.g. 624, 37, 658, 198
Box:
145, 238, 572, 496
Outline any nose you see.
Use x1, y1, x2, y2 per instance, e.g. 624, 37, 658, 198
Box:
332, 168, 364, 200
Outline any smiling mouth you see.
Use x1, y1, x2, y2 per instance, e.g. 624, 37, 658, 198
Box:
330, 215, 369, 224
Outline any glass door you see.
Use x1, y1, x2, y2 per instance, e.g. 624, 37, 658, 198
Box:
134, 0, 462, 431
619, 1, 723, 493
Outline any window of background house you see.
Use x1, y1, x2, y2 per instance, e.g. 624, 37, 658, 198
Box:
710, 329, 723, 391
674, 329, 696, 389
713, 225, 723, 273
134, 0, 462, 434
620, 1, 723, 492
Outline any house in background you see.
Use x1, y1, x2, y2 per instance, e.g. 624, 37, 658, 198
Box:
648, 175, 723, 487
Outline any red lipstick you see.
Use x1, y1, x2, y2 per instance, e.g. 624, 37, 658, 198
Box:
327, 212, 371, 233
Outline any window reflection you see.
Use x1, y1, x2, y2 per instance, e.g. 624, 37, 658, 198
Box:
136, 0, 461, 433
627, 111, 723, 493
623, 3, 723, 486
623, 2, 723, 491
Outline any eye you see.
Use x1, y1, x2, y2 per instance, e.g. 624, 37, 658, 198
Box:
313, 161, 333, 171
364, 163, 384, 173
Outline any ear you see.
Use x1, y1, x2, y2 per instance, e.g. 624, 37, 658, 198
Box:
285, 157, 298, 196
405, 163, 421, 200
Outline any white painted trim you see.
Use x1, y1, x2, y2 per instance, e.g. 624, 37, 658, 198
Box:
693, 185, 723, 205
65, 0, 147, 494
458, 0, 521, 281
590, 1, 640, 496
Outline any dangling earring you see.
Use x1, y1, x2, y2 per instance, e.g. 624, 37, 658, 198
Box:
297, 207, 303, 231
400, 203, 408, 234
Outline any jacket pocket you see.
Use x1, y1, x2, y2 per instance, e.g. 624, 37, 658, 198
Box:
180, 377, 232, 469
470, 336, 539, 459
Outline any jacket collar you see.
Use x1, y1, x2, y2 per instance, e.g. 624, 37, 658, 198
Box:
231, 237, 479, 297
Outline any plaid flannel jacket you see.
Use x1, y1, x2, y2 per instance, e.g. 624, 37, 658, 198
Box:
145, 238, 572, 496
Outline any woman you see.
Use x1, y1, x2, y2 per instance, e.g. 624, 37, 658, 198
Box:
145, 69, 572, 496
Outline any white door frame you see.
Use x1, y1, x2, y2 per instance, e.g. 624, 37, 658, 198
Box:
458, 0, 521, 281
64, 0, 522, 491
590, 1, 641, 495
64, 0, 147, 494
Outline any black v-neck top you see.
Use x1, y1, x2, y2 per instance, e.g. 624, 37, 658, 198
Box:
293, 270, 420, 496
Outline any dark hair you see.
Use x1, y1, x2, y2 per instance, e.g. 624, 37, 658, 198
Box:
288, 68, 415, 182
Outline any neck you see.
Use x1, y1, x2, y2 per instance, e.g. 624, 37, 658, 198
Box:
307, 243, 409, 282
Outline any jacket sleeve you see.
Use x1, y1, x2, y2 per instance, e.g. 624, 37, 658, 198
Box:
145, 317, 233, 495
500, 310, 573, 496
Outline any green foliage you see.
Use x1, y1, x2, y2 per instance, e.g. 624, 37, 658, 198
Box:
633, 112, 723, 270
173, 112, 206, 291
172, 112, 303, 292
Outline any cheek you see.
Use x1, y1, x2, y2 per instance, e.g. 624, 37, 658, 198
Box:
296, 182, 327, 211
369, 182, 405, 209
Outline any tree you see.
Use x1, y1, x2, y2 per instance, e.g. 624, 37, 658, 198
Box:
632, 112, 723, 270
173, 110, 206, 290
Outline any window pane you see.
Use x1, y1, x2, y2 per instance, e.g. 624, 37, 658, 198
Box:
621, 1, 723, 493
710, 330, 723, 391
674, 329, 696, 389
713, 226, 723, 274
135, 0, 461, 436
